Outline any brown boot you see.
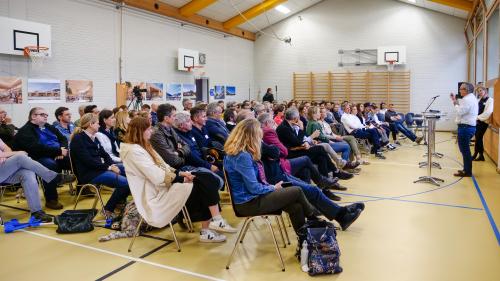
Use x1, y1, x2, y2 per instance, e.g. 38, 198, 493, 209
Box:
45, 200, 63, 210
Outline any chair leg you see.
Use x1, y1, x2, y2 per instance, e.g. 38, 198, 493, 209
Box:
274, 216, 286, 248
128, 217, 143, 252
94, 188, 107, 217
226, 217, 251, 270
264, 217, 286, 272
169, 223, 181, 252
279, 215, 291, 245
239, 217, 253, 244
73, 185, 86, 210
182, 206, 194, 233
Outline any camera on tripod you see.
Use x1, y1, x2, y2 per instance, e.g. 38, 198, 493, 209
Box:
133, 86, 146, 100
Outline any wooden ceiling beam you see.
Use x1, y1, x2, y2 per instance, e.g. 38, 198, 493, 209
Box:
223, 0, 287, 30
428, 0, 473, 12
113, 0, 255, 41
179, 0, 218, 17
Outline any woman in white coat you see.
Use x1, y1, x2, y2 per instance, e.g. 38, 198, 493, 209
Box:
120, 117, 193, 229
96, 110, 121, 163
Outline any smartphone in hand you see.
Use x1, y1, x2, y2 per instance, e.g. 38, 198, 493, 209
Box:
281, 182, 293, 188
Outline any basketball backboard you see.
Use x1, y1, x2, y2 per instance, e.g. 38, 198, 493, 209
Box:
0, 16, 51, 57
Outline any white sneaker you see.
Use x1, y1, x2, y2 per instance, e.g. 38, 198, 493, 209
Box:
199, 229, 226, 243
209, 218, 238, 233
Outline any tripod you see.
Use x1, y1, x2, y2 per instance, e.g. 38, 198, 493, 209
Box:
128, 96, 143, 111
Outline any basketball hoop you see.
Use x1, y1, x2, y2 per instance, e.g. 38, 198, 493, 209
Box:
386, 60, 396, 71
23, 46, 49, 67
186, 65, 205, 78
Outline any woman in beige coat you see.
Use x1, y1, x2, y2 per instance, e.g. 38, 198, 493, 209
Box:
120, 117, 193, 229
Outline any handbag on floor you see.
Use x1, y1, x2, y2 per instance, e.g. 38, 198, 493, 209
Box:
296, 220, 343, 276
54, 209, 97, 234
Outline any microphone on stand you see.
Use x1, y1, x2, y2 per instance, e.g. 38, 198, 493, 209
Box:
431, 95, 440, 99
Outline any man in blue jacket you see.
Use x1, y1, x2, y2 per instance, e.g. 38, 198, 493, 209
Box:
205, 102, 229, 144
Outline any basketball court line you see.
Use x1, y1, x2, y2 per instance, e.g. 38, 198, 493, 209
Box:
368, 160, 461, 170
21, 229, 226, 281
471, 176, 500, 246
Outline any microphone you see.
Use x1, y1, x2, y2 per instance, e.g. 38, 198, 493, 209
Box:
431, 95, 440, 99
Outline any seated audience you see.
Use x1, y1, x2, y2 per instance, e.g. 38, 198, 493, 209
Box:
70, 113, 130, 218
141, 104, 151, 113
223, 109, 237, 132
84, 104, 100, 117
96, 109, 121, 163
253, 103, 266, 117
114, 110, 130, 144
190, 105, 217, 150
120, 117, 193, 232
150, 103, 158, 126
318, 107, 368, 164
0, 107, 17, 147
74, 105, 86, 127
306, 106, 359, 170
206, 102, 229, 144
298, 103, 310, 128
53, 106, 75, 141
150, 104, 190, 169
332, 103, 342, 123
14, 107, 73, 209
173, 112, 221, 175
182, 98, 194, 114
128, 110, 139, 119
273, 104, 285, 125
224, 118, 320, 234
385, 103, 423, 144
341, 104, 385, 159
0, 138, 65, 222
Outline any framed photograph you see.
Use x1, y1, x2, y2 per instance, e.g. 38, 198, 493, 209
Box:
0, 77, 22, 104
65, 80, 93, 103
166, 83, 182, 101
182, 83, 196, 98
225, 86, 236, 96
214, 85, 225, 100
28, 79, 61, 103
146, 82, 164, 101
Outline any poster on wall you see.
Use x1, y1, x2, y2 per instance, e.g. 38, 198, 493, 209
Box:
28, 79, 61, 103
125, 82, 147, 101
65, 80, 93, 103
182, 84, 196, 98
166, 83, 182, 101
214, 85, 225, 100
225, 86, 236, 96
146, 82, 164, 101
209, 89, 214, 97
0, 77, 22, 104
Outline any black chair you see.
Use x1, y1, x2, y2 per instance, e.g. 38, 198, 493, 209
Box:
223, 169, 289, 272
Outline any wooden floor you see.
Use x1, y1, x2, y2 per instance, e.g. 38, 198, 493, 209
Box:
1, 132, 499, 281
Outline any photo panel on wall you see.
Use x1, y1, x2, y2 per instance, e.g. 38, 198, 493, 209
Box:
214, 85, 225, 100
225, 86, 235, 96
166, 83, 182, 101
0, 76, 22, 104
28, 79, 61, 103
182, 83, 196, 99
65, 80, 93, 103
146, 82, 164, 101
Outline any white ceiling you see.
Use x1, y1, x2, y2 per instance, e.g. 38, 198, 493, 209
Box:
396, 0, 469, 19
159, 0, 468, 34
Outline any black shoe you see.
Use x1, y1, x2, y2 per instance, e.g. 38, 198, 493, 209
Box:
473, 155, 485, 161
58, 174, 76, 185
31, 211, 53, 223
337, 209, 362, 231
45, 200, 63, 210
322, 189, 341, 201
345, 202, 365, 213
344, 161, 360, 170
329, 182, 347, 191
375, 152, 386, 159
317, 177, 338, 189
334, 171, 354, 180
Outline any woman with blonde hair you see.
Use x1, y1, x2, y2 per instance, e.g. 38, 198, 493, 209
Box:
122, 117, 234, 242
70, 113, 130, 218
114, 110, 130, 144
223, 118, 317, 233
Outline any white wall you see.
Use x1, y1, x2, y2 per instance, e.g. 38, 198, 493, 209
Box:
0, 0, 254, 127
254, 0, 467, 130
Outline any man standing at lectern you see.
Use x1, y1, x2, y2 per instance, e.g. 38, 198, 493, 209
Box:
450, 82, 478, 177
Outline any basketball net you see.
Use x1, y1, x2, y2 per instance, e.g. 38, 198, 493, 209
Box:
387, 60, 396, 72
187, 66, 206, 79
23, 46, 49, 68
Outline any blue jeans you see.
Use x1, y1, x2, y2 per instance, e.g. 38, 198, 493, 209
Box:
284, 174, 341, 220
352, 128, 381, 151
329, 141, 350, 161
0, 154, 58, 212
391, 122, 417, 142
91, 164, 129, 212
457, 125, 476, 175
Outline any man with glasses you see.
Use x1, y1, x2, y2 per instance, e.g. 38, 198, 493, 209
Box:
450, 83, 478, 177
13, 107, 74, 209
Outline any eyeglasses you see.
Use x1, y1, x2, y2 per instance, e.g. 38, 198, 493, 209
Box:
35, 113, 48, 117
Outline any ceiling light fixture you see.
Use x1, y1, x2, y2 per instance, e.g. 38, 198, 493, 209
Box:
275, 4, 290, 14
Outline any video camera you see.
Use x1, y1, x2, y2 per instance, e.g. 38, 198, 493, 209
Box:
133, 86, 146, 100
